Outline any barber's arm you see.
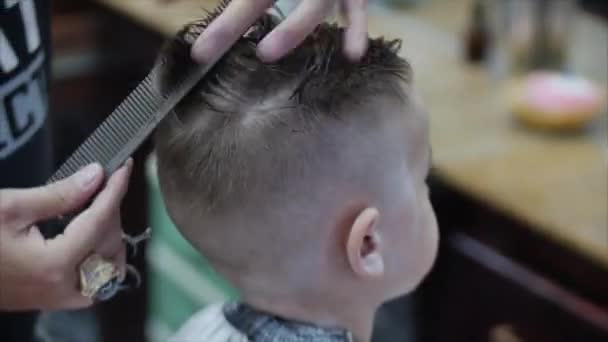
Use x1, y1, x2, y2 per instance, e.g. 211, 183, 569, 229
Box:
190, 0, 369, 63
0, 161, 131, 311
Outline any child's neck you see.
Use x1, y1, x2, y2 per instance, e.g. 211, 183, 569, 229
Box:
244, 293, 377, 342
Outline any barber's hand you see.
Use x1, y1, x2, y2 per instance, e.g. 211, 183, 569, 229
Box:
0, 160, 132, 311
191, 0, 368, 63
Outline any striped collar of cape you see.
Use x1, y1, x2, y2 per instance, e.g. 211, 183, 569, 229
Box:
224, 302, 353, 342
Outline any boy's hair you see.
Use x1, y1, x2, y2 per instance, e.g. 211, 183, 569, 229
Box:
155, 12, 412, 272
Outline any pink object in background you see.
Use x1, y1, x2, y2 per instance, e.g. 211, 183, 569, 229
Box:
524, 72, 604, 115
509, 71, 606, 130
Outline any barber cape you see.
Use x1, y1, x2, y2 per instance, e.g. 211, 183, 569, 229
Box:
168, 302, 354, 342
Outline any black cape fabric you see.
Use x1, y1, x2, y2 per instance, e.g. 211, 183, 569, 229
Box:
1, 1, 52, 341
0, 0, 53, 188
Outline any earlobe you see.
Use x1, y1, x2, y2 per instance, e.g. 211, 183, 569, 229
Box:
346, 207, 384, 279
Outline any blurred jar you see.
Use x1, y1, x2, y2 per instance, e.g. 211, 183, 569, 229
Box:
485, 0, 578, 80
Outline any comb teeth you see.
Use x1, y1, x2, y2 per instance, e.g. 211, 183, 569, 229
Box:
48, 59, 213, 185
49, 71, 162, 183
47, 0, 238, 185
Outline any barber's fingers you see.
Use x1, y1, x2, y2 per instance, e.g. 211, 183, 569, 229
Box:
95, 222, 127, 281
51, 159, 133, 265
47, 213, 127, 311
61, 289, 94, 310
191, 0, 275, 63
342, 0, 368, 60
0, 164, 104, 232
95, 223, 124, 261
257, 0, 334, 62
114, 246, 127, 283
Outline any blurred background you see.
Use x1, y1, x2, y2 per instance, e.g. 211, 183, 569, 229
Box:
42, 0, 607, 341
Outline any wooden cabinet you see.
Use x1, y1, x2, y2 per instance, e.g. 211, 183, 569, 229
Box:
420, 182, 608, 342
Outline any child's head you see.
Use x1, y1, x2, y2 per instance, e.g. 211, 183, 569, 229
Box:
155, 14, 438, 312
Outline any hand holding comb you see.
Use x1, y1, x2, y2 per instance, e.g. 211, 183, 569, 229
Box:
39, 0, 238, 232
37, 0, 238, 301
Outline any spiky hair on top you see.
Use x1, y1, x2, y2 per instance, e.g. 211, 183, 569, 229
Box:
155, 0, 411, 110
155, 0, 280, 96
154, 0, 233, 94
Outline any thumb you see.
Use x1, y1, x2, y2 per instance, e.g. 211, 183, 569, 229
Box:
1, 164, 104, 231
54, 160, 132, 263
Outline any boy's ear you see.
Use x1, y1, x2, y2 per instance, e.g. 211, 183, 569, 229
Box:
346, 207, 384, 279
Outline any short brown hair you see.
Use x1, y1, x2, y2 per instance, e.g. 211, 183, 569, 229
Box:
155, 11, 412, 268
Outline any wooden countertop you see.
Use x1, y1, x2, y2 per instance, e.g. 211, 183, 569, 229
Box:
95, 0, 608, 268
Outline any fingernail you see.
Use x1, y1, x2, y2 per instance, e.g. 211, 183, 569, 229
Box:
191, 40, 214, 64
257, 38, 279, 63
76, 164, 102, 190
345, 39, 366, 61
256, 43, 270, 62
125, 158, 134, 174
344, 29, 368, 62
191, 46, 206, 64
